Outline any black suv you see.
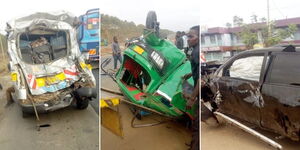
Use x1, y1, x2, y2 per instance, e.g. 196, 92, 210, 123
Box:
205, 45, 300, 141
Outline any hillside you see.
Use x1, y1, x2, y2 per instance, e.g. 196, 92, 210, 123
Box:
0, 34, 8, 72
101, 14, 175, 43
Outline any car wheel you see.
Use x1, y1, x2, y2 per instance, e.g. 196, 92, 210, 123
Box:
201, 103, 219, 126
75, 97, 89, 109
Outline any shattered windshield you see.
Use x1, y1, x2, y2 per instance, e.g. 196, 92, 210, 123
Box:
18, 30, 68, 64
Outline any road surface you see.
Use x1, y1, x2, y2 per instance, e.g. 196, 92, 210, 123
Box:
201, 116, 300, 150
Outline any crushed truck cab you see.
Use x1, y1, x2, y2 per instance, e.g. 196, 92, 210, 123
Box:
6, 11, 97, 115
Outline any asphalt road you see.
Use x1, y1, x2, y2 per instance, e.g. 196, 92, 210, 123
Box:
100, 55, 192, 150
0, 73, 99, 150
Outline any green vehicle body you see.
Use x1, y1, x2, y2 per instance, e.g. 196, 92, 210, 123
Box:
115, 29, 196, 119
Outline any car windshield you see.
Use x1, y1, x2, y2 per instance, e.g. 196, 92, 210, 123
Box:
18, 29, 68, 64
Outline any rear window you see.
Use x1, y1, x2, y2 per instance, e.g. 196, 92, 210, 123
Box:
19, 30, 68, 64
267, 53, 300, 85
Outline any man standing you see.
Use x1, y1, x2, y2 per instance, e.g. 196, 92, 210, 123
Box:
112, 36, 122, 70
183, 25, 199, 150
182, 31, 189, 54
175, 31, 183, 50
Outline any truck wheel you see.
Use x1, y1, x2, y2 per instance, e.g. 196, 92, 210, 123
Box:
76, 97, 89, 109
22, 109, 31, 118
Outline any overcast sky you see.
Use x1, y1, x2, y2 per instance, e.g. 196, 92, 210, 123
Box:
0, 0, 99, 33
0, 0, 199, 33
200, 0, 300, 28
100, 0, 200, 31
1, 0, 299, 32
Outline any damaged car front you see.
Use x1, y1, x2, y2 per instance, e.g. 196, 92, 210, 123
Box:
6, 11, 97, 116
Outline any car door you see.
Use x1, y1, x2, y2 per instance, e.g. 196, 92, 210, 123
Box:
215, 52, 267, 125
261, 52, 300, 141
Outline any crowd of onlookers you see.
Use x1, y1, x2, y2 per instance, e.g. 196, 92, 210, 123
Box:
175, 31, 189, 54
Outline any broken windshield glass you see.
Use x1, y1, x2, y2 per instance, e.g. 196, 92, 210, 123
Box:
19, 29, 68, 64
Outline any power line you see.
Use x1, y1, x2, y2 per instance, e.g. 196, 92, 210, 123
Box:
271, 0, 286, 18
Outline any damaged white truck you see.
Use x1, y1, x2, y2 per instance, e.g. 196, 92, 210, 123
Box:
6, 11, 97, 117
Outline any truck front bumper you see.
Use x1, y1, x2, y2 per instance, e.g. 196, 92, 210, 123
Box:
20, 94, 73, 114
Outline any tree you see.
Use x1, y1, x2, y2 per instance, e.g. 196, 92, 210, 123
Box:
101, 14, 174, 43
260, 23, 297, 47
237, 25, 259, 49
251, 14, 258, 23
233, 16, 244, 27
226, 22, 232, 28
259, 17, 267, 22
239, 22, 298, 48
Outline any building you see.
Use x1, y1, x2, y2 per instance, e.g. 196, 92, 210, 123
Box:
201, 17, 300, 61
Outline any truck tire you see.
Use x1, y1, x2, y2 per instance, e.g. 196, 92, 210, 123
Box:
22, 109, 31, 118
75, 97, 89, 109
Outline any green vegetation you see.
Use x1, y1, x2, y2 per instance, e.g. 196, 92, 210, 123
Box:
261, 23, 297, 47
238, 23, 297, 48
0, 34, 7, 52
238, 25, 259, 49
101, 14, 174, 43
0, 34, 8, 72
233, 14, 298, 48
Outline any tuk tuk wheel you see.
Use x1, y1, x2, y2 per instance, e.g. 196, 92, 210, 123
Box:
75, 97, 89, 109
146, 11, 157, 29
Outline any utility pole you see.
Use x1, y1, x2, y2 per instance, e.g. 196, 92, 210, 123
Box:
267, 0, 271, 37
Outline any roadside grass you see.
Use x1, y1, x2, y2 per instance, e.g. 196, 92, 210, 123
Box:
0, 35, 8, 74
